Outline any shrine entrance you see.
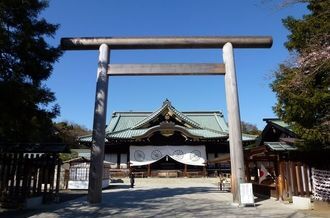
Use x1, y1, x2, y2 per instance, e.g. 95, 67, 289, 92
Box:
129, 144, 207, 178
152, 156, 185, 171
61, 36, 272, 205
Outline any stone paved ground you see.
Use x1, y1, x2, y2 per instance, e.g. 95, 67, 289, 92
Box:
2, 178, 329, 218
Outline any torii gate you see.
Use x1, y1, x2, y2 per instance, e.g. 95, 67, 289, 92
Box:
61, 36, 272, 205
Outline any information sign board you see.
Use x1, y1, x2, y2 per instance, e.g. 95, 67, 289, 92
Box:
240, 183, 255, 205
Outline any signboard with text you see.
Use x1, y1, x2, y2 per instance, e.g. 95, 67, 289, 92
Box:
240, 183, 255, 205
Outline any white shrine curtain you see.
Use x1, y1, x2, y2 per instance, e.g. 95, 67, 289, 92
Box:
130, 145, 206, 166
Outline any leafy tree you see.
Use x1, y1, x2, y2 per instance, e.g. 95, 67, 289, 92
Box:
271, 0, 330, 150
0, 0, 62, 143
54, 121, 91, 149
59, 150, 78, 162
241, 121, 261, 135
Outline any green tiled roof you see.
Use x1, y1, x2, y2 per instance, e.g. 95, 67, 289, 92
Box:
78, 100, 256, 142
108, 129, 148, 139
107, 113, 147, 132
79, 135, 109, 143
187, 112, 228, 132
263, 118, 293, 132
242, 133, 258, 141
71, 149, 90, 153
106, 101, 228, 133
104, 128, 228, 139
182, 128, 227, 138
271, 120, 292, 130
265, 142, 297, 151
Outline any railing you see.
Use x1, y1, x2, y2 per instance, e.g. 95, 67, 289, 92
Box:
279, 161, 312, 200
0, 153, 60, 208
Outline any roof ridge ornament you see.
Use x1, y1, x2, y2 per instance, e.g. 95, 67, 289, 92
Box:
163, 99, 171, 107
132, 99, 201, 129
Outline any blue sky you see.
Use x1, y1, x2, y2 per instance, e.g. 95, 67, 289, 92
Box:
42, 0, 307, 130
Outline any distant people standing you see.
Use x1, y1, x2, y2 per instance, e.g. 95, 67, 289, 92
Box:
129, 172, 135, 188
219, 173, 225, 191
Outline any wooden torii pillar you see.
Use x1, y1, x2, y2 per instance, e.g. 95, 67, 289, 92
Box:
61, 36, 272, 205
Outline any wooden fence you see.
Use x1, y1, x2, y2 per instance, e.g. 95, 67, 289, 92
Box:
0, 153, 61, 208
278, 161, 312, 201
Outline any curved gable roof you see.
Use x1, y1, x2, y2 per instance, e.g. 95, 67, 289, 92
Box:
78, 100, 256, 142
132, 99, 201, 129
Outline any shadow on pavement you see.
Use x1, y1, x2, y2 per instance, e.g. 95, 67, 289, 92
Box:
0, 190, 88, 218
11, 186, 305, 218
4, 186, 224, 217
1, 185, 310, 218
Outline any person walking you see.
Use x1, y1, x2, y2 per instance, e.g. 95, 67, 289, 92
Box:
129, 172, 135, 188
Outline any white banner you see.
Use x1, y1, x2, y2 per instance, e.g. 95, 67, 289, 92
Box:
240, 183, 255, 205
130, 146, 206, 166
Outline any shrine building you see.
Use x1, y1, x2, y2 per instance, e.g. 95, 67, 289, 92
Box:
79, 100, 256, 177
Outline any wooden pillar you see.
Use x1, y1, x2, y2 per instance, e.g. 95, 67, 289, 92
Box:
117, 153, 120, 169
147, 164, 151, 177
55, 158, 61, 198
296, 163, 303, 196
254, 161, 259, 182
278, 161, 285, 201
184, 164, 187, 177
303, 164, 310, 197
285, 161, 292, 200
128, 163, 132, 177
291, 162, 298, 196
88, 44, 110, 204
245, 160, 251, 182
223, 42, 245, 205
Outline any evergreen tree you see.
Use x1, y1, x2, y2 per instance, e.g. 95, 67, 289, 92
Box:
0, 0, 62, 143
54, 121, 91, 149
241, 121, 261, 135
271, 0, 329, 150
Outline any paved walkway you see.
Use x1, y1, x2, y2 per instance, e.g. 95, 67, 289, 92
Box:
5, 178, 328, 217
